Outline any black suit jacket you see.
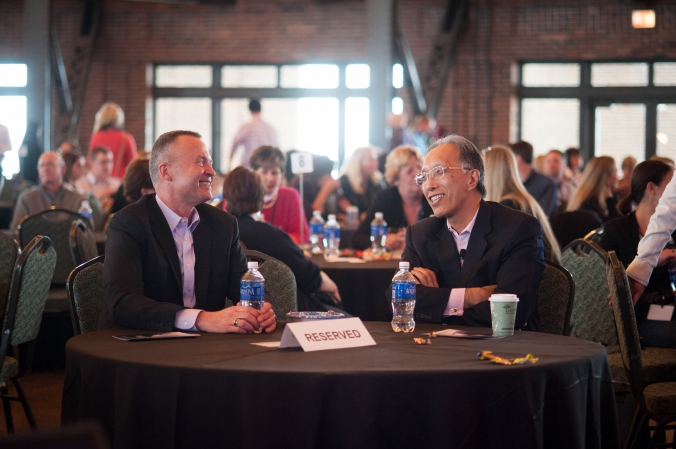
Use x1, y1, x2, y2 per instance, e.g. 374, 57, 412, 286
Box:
401, 200, 545, 330
99, 194, 247, 331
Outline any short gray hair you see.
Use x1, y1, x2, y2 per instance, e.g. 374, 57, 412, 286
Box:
428, 134, 485, 197
149, 130, 202, 185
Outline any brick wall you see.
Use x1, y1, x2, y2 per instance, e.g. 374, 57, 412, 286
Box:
2, 0, 676, 153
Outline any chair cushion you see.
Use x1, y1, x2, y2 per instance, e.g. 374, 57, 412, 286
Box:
0, 356, 19, 382
608, 347, 676, 384
644, 382, 676, 416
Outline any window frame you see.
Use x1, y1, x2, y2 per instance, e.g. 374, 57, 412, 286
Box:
152, 62, 370, 170
517, 60, 676, 161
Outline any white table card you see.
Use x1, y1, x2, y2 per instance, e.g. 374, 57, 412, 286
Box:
280, 317, 376, 352
290, 151, 314, 174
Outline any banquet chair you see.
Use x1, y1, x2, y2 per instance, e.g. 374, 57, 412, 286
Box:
70, 219, 99, 267
0, 231, 19, 327
244, 250, 298, 322
608, 251, 676, 449
0, 236, 57, 433
19, 209, 90, 314
561, 239, 618, 346
66, 255, 105, 335
537, 259, 574, 336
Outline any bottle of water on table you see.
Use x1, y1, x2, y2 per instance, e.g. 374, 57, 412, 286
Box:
323, 214, 340, 261
241, 261, 265, 333
78, 198, 94, 229
370, 212, 387, 256
391, 261, 416, 332
309, 210, 325, 255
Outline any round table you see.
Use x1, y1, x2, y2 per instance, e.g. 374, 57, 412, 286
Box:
62, 323, 619, 449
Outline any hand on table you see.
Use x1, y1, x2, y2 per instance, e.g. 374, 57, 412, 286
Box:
256, 302, 277, 333
411, 267, 439, 288
195, 306, 260, 333
657, 248, 676, 267
464, 285, 497, 309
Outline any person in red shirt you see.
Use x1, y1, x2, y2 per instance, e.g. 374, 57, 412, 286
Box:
89, 102, 137, 179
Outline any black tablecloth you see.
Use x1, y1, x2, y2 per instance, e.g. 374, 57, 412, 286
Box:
313, 255, 398, 321
63, 323, 619, 449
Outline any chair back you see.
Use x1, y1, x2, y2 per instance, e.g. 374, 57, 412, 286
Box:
70, 219, 99, 267
0, 236, 56, 366
0, 231, 19, 327
537, 259, 575, 335
67, 255, 105, 335
18, 208, 89, 284
606, 251, 646, 408
244, 250, 298, 321
549, 210, 603, 250
561, 239, 618, 347
584, 227, 604, 245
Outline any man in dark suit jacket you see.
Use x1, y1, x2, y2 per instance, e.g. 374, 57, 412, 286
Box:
99, 130, 276, 333
402, 135, 545, 330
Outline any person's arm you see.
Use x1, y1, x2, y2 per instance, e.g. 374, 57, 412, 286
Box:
11, 193, 31, 230
627, 175, 676, 299
230, 127, 245, 161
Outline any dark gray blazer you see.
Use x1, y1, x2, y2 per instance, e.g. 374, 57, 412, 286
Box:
99, 194, 247, 331
401, 200, 545, 331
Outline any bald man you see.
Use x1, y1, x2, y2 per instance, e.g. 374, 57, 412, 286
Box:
11, 152, 88, 229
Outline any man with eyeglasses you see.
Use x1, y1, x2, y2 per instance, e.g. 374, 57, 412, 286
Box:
400, 134, 545, 330
11, 151, 89, 229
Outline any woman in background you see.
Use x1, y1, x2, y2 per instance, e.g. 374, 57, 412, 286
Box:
249, 146, 309, 244
339, 146, 385, 214
62, 151, 85, 191
615, 156, 637, 199
89, 102, 137, 179
566, 155, 620, 223
352, 146, 432, 251
223, 167, 342, 311
599, 160, 676, 347
484, 145, 561, 263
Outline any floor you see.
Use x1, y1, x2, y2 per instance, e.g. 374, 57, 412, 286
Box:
0, 369, 65, 435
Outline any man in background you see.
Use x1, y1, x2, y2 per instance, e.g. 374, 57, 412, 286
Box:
229, 99, 278, 168
543, 149, 575, 210
76, 146, 121, 213
510, 140, 558, 216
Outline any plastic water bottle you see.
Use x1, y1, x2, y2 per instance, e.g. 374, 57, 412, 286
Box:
669, 261, 676, 291
240, 261, 265, 310
309, 210, 325, 254
391, 261, 416, 332
323, 214, 340, 261
370, 212, 387, 256
78, 199, 94, 229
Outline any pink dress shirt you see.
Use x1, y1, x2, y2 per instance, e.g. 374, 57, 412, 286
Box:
155, 195, 202, 330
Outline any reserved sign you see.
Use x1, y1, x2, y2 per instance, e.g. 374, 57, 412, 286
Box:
280, 317, 376, 352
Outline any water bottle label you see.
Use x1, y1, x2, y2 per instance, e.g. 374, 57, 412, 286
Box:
311, 223, 324, 235
392, 281, 416, 300
81, 212, 92, 223
371, 224, 387, 237
240, 281, 265, 300
324, 228, 340, 239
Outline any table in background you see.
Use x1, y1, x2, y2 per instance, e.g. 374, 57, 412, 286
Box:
313, 255, 398, 321
63, 323, 619, 449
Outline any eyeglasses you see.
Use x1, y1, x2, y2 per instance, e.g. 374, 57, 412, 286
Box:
414, 166, 470, 185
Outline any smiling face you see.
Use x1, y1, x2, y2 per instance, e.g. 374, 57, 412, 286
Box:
255, 165, 282, 196
164, 135, 215, 208
421, 143, 480, 225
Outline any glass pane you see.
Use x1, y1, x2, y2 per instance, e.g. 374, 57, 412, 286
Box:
521, 63, 580, 87
391, 97, 404, 114
591, 63, 649, 87
155, 65, 212, 88
594, 104, 645, 168
280, 64, 339, 89
155, 98, 212, 151
221, 98, 296, 172
657, 104, 676, 162
296, 98, 339, 159
345, 64, 370, 89
0, 64, 27, 87
520, 99, 580, 156
392, 64, 404, 89
345, 97, 369, 162
221, 66, 278, 88
654, 63, 676, 87
0, 96, 27, 177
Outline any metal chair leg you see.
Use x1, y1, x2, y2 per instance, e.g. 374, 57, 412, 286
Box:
11, 379, 37, 431
1, 385, 14, 434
